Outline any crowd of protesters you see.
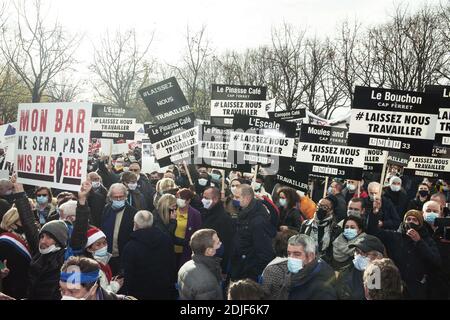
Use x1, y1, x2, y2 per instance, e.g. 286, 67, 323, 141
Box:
0, 147, 449, 300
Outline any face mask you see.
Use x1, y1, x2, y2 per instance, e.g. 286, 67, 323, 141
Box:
347, 209, 361, 218
39, 244, 61, 255
279, 198, 288, 208
353, 254, 370, 271
150, 179, 159, 186
347, 184, 356, 192
252, 182, 262, 191
390, 185, 401, 192
177, 198, 187, 208
111, 200, 126, 210
425, 213, 438, 225
418, 190, 429, 198
232, 199, 241, 208
127, 183, 138, 191
369, 194, 376, 202
316, 208, 328, 220
91, 181, 101, 189
129, 156, 135, 162
36, 195, 48, 205
406, 222, 420, 231
287, 257, 303, 274
202, 198, 213, 209
327, 187, 333, 195
94, 246, 108, 257
198, 178, 208, 187
344, 228, 358, 240
14, 225, 25, 235
61, 295, 85, 301
211, 174, 221, 182
230, 186, 238, 195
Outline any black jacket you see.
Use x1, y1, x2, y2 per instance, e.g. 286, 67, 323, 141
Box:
15, 192, 64, 300
383, 187, 409, 219
288, 259, 337, 300
201, 201, 235, 273
121, 227, 177, 299
279, 207, 303, 231
364, 196, 401, 230
406, 197, 429, 212
335, 265, 365, 300
87, 189, 106, 228
367, 210, 442, 299
334, 193, 348, 223
137, 174, 155, 211
230, 199, 275, 281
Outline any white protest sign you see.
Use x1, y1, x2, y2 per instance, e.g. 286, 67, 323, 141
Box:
15, 103, 92, 192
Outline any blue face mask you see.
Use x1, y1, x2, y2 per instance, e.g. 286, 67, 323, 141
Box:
232, 199, 241, 208
279, 198, 288, 208
425, 212, 439, 225
36, 195, 48, 205
211, 174, 221, 182
287, 257, 303, 274
343, 228, 358, 240
353, 254, 370, 271
111, 199, 126, 210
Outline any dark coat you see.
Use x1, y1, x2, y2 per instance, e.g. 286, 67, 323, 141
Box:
230, 199, 275, 281
137, 174, 155, 212
335, 264, 365, 300
367, 210, 442, 299
177, 205, 202, 269
87, 189, 106, 228
121, 227, 176, 299
364, 196, 401, 230
383, 187, 409, 219
127, 189, 146, 211
334, 193, 348, 223
288, 259, 337, 300
201, 201, 235, 273
279, 207, 303, 231
101, 204, 137, 258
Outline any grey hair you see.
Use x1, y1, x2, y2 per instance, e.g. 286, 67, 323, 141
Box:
134, 210, 154, 229
423, 200, 441, 212
238, 184, 254, 198
288, 234, 317, 254
59, 200, 78, 219
367, 182, 381, 191
107, 183, 128, 200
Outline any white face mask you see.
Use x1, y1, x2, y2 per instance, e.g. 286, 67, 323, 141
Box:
202, 198, 213, 209
123, 167, 130, 172
39, 244, 61, 255
198, 178, 208, 187
176, 198, 187, 208
91, 181, 101, 189
94, 246, 111, 264
128, 183, 138, 191
390, 185, 401, 192
347, 183, 356, 192
230, 186, 238, 195
252, 182, 262, 192
61, 295, 86, 301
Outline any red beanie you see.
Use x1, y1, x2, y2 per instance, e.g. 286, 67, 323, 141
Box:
86, 227, 106, 248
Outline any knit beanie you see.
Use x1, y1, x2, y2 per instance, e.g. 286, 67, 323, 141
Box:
403, 210, 424, 228
40, 220, 69, 247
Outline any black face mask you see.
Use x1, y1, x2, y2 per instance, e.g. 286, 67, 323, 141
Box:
150, 179, 159, 186
316, 208, 328, 220
14, 226, 25, 235
406, 222, 420, 231
418, 190, 429, 198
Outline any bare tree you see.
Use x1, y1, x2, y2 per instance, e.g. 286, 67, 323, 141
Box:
45, 75, 83, 102
90, 29, 153, 108
0, 0, 78, 102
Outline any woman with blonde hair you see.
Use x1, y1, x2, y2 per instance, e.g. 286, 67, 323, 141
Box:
154, 178, 177, 208
153, 194, 179, 244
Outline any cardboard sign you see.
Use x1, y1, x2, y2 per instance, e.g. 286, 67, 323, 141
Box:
348, 86, 439, 155
404, 146, 450, 179
276, 161, 309, 192
139, 77, 191, 123
268, 109, 306, 134
425, 85, 450, 146
386, 151, 410, 167
199, 125, 251, 171
15, 103, 92, 191
228, 115, 296, 168
210, 84, 267, 126
364, 149, 388, 172
296, 124, 365, 179
91, 104, 136, 141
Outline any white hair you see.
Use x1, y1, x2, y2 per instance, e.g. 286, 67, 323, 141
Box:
367, 182, 381, 192
59, 200, 77, 219
107, 183, 128, 200
134, 210, 154, 229
288, 234, 317, 254
423, 200, 441, 212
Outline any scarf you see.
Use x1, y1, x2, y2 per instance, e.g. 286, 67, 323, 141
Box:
307, 215, 334, 253
332, 232, 365, 263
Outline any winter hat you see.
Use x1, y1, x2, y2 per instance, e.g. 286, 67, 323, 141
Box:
349, 234, 385, 254
40, 220, 69, 247
0, 207, 20, 231
86, 227, 106, 248
389, 176, 402, 186
403, 209, 424, 228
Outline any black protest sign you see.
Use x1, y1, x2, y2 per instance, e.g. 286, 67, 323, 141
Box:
296, 124, 365, 179
404, 146, 450, 180
228, 114, 296, 168
299, 124, 348, 146
91, 104, 136, 141
364, 149, 387, 172
139, 77, 192, 123
275, 159, 309, 193
146, 113, 195, 141
425, 85, 450, 147
348, 86, 439, 155
387, 151, 410, 167
210, 84, 267, 126
199, 125, 251, 171
268, 109, 306, 121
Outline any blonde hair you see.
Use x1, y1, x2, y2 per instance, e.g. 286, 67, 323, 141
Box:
156, 178, 176, 194
0, 207, 20, 232
157, 194, 176, 225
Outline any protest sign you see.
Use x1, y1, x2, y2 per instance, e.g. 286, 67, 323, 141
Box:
228, 114, 296, 170
15, 102, 91, 191
268, 108, 306, 134
404, 146, 450, 180
199, 125, 251, 171
139, 77, 191, 123
91, 104, 136, 141
364, 149, 388, 172
425, 85, 450, 146
348, 86, 439, 155
296, 124, 365, 179
210, 84, 267, 126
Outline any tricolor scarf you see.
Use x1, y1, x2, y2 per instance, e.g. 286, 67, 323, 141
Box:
0, 232, 32, 261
